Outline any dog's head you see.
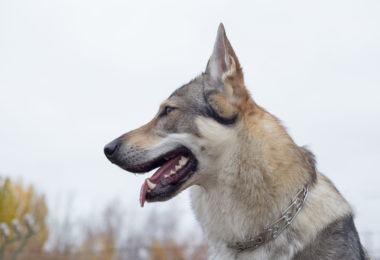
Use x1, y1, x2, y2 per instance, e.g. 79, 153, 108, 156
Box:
104, 24, 254, 206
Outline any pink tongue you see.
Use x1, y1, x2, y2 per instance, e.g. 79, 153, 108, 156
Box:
139, 155, 182, 207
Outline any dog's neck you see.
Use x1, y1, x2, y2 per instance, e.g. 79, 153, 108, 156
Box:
227, 184, 309, 251
191, 109, 316, 252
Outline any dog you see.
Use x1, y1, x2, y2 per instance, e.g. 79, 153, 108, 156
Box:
104, 24, 369, 259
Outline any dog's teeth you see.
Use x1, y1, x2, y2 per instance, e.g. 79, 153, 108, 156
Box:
179, 156, 189, 165
146, 180, 156, 190
164, 170, 176, 178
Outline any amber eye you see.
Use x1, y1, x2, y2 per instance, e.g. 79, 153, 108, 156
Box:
161, 106, 176, 117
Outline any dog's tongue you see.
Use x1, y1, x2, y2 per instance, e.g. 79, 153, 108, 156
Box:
139, 154, 182, 207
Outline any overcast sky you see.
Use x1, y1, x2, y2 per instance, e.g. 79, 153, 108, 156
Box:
1, 0, 379, 248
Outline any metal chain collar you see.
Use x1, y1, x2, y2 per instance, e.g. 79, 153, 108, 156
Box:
228, 185, 309, 252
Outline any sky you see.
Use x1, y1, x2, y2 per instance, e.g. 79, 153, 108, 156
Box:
1, 0, 380, 250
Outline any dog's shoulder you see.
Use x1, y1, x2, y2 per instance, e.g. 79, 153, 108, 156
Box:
291, 172, 369, 259
294, 214, 368, 260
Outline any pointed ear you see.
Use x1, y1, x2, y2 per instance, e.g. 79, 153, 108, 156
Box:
204, 24, 248, 123
206, 23, 242, 82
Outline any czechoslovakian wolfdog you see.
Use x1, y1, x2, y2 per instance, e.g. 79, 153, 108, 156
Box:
104, 24, 369, 259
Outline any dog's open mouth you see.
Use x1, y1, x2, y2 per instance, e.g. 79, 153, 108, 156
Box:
135, 147, 197, 207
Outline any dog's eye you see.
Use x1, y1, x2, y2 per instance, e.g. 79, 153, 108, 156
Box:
161, 106, 176, 117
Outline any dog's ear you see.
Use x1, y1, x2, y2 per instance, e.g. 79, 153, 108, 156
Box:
205, 24, 246, 123
206, 24, 241, 82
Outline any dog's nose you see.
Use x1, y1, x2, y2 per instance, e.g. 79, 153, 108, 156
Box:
104, 139, 120, 159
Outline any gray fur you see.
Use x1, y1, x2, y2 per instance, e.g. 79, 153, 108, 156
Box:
294, 215, 368, 260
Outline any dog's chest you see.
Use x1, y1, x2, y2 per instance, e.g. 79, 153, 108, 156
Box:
189, 186, 300, 259
190, 185, 251, 242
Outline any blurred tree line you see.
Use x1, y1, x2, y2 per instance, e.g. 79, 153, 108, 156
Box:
0, 176, 207, 260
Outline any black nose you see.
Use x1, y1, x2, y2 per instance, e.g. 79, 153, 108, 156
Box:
104, 139, 120, 159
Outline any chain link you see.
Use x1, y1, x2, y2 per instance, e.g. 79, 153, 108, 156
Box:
229, 185, 309, 251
